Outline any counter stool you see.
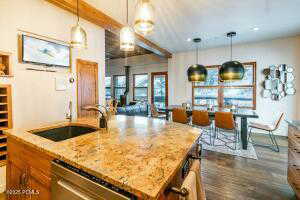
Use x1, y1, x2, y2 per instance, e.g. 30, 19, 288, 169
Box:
172, 108, 189, 124
215, 112, 239, 150
192, 110, 213, 145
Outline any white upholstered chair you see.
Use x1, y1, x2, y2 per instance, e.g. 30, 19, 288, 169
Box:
248, 113, 284, 152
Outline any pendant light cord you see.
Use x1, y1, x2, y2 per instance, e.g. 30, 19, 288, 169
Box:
77, 0, 79, 23
196, 43, 199, 64
196, 46, 198, 64
230, 35, 233, 61
126, 0, 129, 24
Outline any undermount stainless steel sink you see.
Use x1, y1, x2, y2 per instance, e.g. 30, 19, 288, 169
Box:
32, 125, 98, 142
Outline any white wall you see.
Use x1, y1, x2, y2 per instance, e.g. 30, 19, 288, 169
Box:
0, 0, 105, 129
106, 54, 168, 102
168, 36, 300, 136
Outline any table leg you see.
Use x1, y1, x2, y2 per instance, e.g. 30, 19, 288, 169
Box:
166, 110, 169, 121
241, 117, 248, 150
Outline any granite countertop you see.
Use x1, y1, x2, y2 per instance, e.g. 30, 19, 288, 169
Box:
286, 119, 300, 130
4, 115, 201, 199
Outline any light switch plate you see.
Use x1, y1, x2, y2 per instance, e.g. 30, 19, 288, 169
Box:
55, 77, 67, 91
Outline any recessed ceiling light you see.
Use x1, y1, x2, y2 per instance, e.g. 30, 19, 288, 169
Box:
253, 27, 259, 31
187, 38, 192, 42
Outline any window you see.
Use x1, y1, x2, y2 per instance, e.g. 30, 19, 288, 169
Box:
192, 62, 256, 109
133, 74, 148, 101
114, 75, 126, 100
105, 77, 112, 100
151, 72, 168, 109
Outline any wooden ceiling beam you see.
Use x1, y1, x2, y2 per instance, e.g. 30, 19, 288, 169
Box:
44, 0, 172, 58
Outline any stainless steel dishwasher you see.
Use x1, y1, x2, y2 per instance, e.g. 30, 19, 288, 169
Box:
51, 160, 136, 200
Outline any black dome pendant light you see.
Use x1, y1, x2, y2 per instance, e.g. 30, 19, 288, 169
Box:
220, 32, 245, 81
187, 38, 207, 82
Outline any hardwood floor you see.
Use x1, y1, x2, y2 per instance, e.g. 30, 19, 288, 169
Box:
0, 193, 4, 200
201, 134, 295, 200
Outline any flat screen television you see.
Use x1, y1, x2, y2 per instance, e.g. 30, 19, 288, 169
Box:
22, 35, 70, 68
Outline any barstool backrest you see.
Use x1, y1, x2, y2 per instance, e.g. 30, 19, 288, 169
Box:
273, 113, 284, 131
150, 104, 159, 117
192, 110, 211, 127
215, 111, 235, 130
172, 108, 189, 124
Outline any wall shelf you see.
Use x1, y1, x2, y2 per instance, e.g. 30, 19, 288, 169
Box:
0, 51, 12, 77
0, 84, 12, 166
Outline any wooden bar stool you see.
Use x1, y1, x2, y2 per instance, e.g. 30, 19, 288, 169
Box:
248, 113, 284, 152
192, 110, 213, 145
172, 108, 189, 124
215, 111, 239, 150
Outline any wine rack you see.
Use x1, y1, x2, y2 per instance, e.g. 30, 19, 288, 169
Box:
0, 84, 12, 166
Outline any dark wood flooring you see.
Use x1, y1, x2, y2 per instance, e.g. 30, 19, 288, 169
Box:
0, 193, 4, 200
201, 134, 295, 200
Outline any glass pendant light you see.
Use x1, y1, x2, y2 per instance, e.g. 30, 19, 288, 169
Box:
70, 0, 87, 49
187, 38, 207, 82
134, 0, 154, 35
219, 32, 244, 81
120, 0, 135, 51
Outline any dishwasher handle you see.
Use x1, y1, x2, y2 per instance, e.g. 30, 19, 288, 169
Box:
57, 179, 94, 200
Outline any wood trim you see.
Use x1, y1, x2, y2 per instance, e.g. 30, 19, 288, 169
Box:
192, 62, 257, 109
151, 72, 168, 107
44, 0, 172, 58
76, 59, 99, 118
133, 73, 148, 101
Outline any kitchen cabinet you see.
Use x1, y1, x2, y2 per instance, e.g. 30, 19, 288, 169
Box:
287, 121, 300, 199
5, 116, 202, 200
7, 136, 53, 200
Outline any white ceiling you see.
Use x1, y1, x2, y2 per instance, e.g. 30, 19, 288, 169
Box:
86, 0, 300, 53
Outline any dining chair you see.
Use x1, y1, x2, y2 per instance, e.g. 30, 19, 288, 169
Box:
150, 104, 166, 119
215, 111, 239, 150
172, 108, 189, 124
192, 110, 213, 145
248, 113, 284, 152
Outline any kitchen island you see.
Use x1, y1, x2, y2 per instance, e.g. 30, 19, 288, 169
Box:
286, 120, 300, 199
5, 115, 201, 200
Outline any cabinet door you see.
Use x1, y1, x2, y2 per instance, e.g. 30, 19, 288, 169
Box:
6, 160, 29, 200
28, 176, 50, 200
7, 136, 53, 200
28, 166, 51, 200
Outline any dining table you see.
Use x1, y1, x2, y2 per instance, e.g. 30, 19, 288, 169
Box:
161, 105, 259, 150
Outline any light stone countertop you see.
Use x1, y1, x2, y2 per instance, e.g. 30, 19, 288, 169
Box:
5, 115, 201, 199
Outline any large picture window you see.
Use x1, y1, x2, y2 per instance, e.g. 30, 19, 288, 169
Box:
105, 77, 112, 100
114, 75, 126, 100
133, 74, 148, 101
192, 62, 256, 109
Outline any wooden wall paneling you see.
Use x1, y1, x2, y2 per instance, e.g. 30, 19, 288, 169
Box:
105, 30, 153, 60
